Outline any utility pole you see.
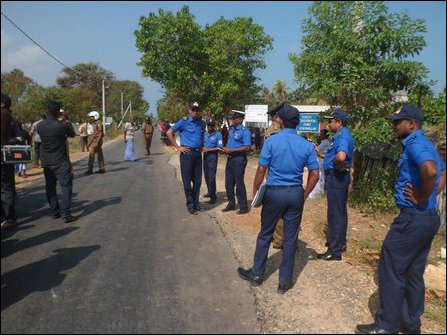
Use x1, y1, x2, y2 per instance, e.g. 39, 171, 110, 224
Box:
121, 91, 124, 118
129, 100, 132, 119
102, 79, 106, 134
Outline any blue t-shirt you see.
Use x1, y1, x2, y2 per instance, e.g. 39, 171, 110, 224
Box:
171, 116, 205, 148
323, 127, 355, 171
227, 124, 251, 149
259, 128, 319, 186
204, 130, 223, 149
394, 129, 446, 210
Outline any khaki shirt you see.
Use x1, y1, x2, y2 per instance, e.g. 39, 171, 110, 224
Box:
90, 120, 103, 146
142, 122, 154, 134
264, 121, 281, 140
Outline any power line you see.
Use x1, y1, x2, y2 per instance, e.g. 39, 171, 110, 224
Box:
1, 11, 76, 75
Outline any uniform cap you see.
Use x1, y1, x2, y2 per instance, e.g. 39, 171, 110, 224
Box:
206, 118, 216, 126
267, 102, 285, 116
277, 105, 300, 123
230, 110, 246, 119
324, 108, 347, 123
189, 102, 200, 111
387, 105, 423, 122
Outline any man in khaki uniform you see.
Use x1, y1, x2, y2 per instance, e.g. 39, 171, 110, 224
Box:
85, 111, 105, 174
265, 103, 285, 249
141, 116, 154, 155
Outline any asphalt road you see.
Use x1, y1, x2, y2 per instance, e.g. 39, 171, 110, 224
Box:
1, 131, 259, 334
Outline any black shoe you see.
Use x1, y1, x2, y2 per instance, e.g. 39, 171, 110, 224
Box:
1, 220, 18, 230
208, 198, 217, 205
399, 325, 421, 334
194, 205, 204, 212
203, 194, 211, 198
355, 323, 397, 334
188, 208, 198, 215
236, 209, 250, 215
52, 213, 61, 219
277, 282, 293, 294
222, 205, 236, 212
84, 171, 93, 175
63, 215, 78, 223
317, 250, 342, 261
237, 267, 263, 286
325, 241, 347, 252
95, 170, 105, 174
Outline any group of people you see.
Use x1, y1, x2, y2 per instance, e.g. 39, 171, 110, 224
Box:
1, 93, 107, 226
122, 116, 154, 161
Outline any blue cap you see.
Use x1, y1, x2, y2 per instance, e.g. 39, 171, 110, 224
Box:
324, 108, 347, 123
277, 104, 300, 122
387, 105, 423, 122
267, 102, 285, 116
189, 102, 200, 111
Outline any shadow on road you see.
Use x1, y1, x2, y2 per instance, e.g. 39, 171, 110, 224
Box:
71, 196, 122, 218
1, 227, 80, 259
1, 245, 100, 311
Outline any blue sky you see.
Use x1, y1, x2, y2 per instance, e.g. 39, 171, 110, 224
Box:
1, 1, 446, 116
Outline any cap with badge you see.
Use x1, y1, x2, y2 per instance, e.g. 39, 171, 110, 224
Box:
206, 118, 216, 126
387, 105, 423, 122
277, 104, 300, 122
189, 101, 200, 111
267, 102, 285, 117
230, 110, 246, 119
324, 108, 347, 123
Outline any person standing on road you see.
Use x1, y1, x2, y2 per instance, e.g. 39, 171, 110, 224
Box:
356, 105, 446, 335
316, 108, 354, 261
264, 102, 285, 249
203, 118, 223, 204
79, 119, 89, 152
1, 93, 19, 229
237, 104, 319, 294
309, 129, 331, 198
221, 110, 252, 215
124, 118, 136, 161
30, 115, 46, 166
141, 116, 154, 155
85, 111, 105, 174
37, 100, 77, 223
166, 102, 205, 215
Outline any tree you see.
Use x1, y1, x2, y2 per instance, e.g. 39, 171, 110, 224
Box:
135, 5, 273, 120
1, 69, 35, 104
289, 1, 428, 126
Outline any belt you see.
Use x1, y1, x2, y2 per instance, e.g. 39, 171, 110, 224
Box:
266, 185, 302, 189
400, 208, 438, 216
185, 147, 201, 152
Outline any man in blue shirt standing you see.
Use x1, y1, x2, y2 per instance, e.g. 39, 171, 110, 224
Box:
203, 118, 223, 204
221, 110, 252, 214
356, 105, 446, 335
237, 104, 320, 294
167, 102, 205, 215
316, 108, 355, 261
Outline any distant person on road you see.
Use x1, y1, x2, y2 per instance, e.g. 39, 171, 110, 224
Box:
30, 114, 46, 167
14, 124, 32, 178
85, 111, 105, 174
237, 104, 319, 294
356, 105, 446, 335
37, 100, 77, 223
167, 102, 205, 215
141, 116, 154, 155
124, 118, 136, 161
79, 119, 89, 152
202, 118, 223, 204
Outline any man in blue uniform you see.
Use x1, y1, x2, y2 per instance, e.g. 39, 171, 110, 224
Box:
203, 118, 223, 204
221, 110, 252, 214
316, 108, 354, 261
166, 102, 205, 215
356, 105, 446, 335
237, 104, 320, 294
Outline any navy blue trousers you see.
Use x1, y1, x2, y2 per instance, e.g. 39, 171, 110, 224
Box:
375, 209, 440, 332
325, 170, 350, 256
252, 186, 304, 285
180, 151, 202, 210
203, 152, 218, 200
225, 155, 248, 211
43, 161, 73, 218
1, 164, 16, 221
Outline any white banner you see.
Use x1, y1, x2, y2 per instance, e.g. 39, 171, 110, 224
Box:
244, 105, 268, 123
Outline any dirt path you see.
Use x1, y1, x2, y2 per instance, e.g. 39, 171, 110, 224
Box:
167, 147, 445, 334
